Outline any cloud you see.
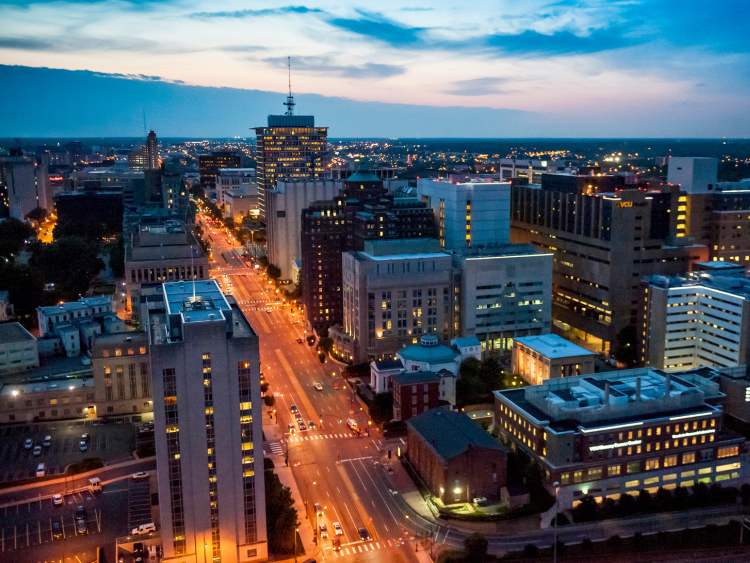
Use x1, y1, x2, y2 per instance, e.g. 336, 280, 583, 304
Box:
480, 25, 641, 56
191, 5, 322, 19
92, 71, 185, 84
263, 55, 404, 79
445, 77, 511, 97
0, 33, 192, 54
0, 36, 53, 50
326, 9, 426, 47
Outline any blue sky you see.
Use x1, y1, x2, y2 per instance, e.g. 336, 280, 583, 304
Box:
0, 0, 749, 136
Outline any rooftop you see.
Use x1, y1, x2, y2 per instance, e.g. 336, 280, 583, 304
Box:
451, 336, 481, 348
0, 322, 35, 343
163, 280, 231, 323
645, 271, 750, 299
515, 333, 596, 359
407, 408, 505, 462
1, 354, 92, 384
399, 335, 457, 365
1, 375, 93, 397
391, 370, 441, 386
38, 296, 112, 316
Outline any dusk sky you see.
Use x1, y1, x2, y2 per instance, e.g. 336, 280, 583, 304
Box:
1, 0, 749, 137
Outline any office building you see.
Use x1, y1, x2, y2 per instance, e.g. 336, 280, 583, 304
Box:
511, 181, 707, 355
301, 172, 434, 336
91, 332, 151, 417
406, 408, 507, 504
124, 218, 209, 314
539, 172, 625, 195
667, 157, 718, 194
0, 322, 39, 375
417, 177, 511, 251
0, 376, 95, 424
37, 296, 121, 357
266, 179, 342, 281
496, 158, 553, 183
254, 91, 328, 220
199, 152, 242, 194
512, 333, 596, 385
495, 367, 747, 509
455, 245, 553, 353
338, 239, 453, 363
148, 280, 267, 562
1, 155, 47, 219
215, 168, 256, 212
146, 130, 159, 170
639, 266, 750, 371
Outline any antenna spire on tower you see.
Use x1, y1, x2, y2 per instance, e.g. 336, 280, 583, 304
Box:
284, 56, 296, 116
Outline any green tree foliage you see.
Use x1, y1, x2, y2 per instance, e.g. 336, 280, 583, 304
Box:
614, 325, 638, 367
463, 533, 488, 563
456, 357, 503, 407
267, 264, 281, 279
0, 217, 34, 259
107, 235, 125, 278
0, 261, 45, 326
264, 459, 299, 554
30, 236, 104, 299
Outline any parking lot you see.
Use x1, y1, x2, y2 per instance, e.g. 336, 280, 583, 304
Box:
0, 420, 135, 484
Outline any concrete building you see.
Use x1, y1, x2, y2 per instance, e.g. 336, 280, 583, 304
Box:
0, 375, 95, 424
392, 371, 442, 422
0, 322, 39, 375
668, 157, 718, 194
266, 179, 342, 282
148, 280, 266, 562
254, 97, 328, 220
199, 152, 241, 194
456, 245, 553, 354
417, 177, 511, 252
91, 332, 151, 417
338, 239, 453, 363
224, 191, 258, 224
0, 155, 43, 219
512, 333, 596, 385
639, 267, 750, 371
215, 169, 257, 214
125, 218, 208, 314
406, 408, 507, 504
512, 181, 707, 355
495, 367, 747, 509
496, 158, 552, 183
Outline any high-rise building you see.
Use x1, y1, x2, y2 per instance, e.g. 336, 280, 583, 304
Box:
148, 280, 267, 562
511, 179, 707, 355
300, 172, 435, 336
667, 156, 718, 194
254, 87, 328, 220
639, 264, 750, 371
146, 130, 159, 170
0, 154, 48, 219
416, 177, 511, 252
199, 152, 242, 194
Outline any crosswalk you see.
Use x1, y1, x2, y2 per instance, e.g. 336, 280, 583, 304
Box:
288, 432, 354, 444
266, 441, 284, 455
326, 539, 404, 557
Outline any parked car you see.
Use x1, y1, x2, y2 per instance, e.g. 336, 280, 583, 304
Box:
52, 494, 64, 506
319, 523, 328, 539
131, 522, 157, 536
36, 463, 46, 477
472, 496, 488, 506
79, 440, 88, 452
131, 471, 149, 481
51, 519, 63, 540
24, 438, 33, 449
313, 382, 324, 391
333, 522, 343, 536
42, 435, 52, 447
32, 445, 42, 456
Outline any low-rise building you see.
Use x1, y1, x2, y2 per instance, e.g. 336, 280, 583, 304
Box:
0, 376, 95, 424
494, 367, 747, 509
512, 333, 596, 385
406, 408, 507, 504
37, 296, 121, 357
0, 322, 39, 375
392, 371, 442, 422
91, 331, 151, 417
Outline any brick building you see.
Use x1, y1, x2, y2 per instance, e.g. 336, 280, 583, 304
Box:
391, 371, 442, 422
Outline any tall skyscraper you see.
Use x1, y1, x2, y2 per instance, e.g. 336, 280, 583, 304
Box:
0, 153, 48, 219
146, 130, 159, 170
254, 69, 328, 220
148, 280, 267, 562
198, 152, 242, 194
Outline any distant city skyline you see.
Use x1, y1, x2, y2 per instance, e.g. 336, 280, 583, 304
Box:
0, 1, 749, 137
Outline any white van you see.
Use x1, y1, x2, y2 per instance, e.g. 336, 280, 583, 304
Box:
88, 477, 102, 493
36, 463, 46, 477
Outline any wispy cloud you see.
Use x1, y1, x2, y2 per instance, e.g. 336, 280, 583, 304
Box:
326, 9, 425, 47
480, 25, 641, 56
0, 33, 185, 54
445, 77, 511, 97
263, 55, 404, 79
191, 5, 322, 19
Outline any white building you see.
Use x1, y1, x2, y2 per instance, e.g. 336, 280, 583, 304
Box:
416, 177, 511, 252
456, 245, 553, 354
1, 155, 48, 219
37, 296, 119, 357
148, 280, 267, 562
0, 322, 39, 375
512, 333, 596, 385
216, 168, 257, 213
640, 268, 750, 371
266, 179, 342, 281
667, 157, 718, 194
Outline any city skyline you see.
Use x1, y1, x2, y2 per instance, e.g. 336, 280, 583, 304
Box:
1, 1, 749, 137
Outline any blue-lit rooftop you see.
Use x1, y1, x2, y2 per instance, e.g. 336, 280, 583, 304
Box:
163, 280, 231, 323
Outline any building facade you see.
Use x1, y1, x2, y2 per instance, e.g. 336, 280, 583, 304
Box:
639, 267, 750, 371
215, 168, 257, 215
392, 371, 442, 422
199, 152, 242, 194
0, 322, 39, 375
92, 332, 151, 417
667, 157, 718, 194
512, 333, 596, 385
511, 181, 707, 355
495, 368, 747, 509
148, 281, 266, 562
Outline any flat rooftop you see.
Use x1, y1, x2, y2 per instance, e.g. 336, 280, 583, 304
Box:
1, 375, 93, 397
0, 322, 35, 343
1, 354, 93, 384
515, 333, 596, 359
38, 296, 112, 316
164, 280, 231, 323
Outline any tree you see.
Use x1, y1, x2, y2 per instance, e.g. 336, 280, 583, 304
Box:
267, 264, 281, 279
0, 261, 45, 326
30, 236, 104, 299
463, 533, 488, 563
263, 395, 275, 407
107, 235, 125, 278
573, 495, 598, 522
613, 325, 638, 367
0, 217, 34, 259
26, 207, 47, 222
318, 336, 333, 354
265, 460, 299, 554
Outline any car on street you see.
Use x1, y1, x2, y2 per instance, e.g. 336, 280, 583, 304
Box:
131, 522, 157, 536
290, 404, 298, 413
358, 527, 372, 541
52, 494, 64, 506
51, 519, 63, 540
32, 445, 42, 456
81, 433, 89, 442
313, 382, 323, 391
131, 471, 149, 480
24, 438, 33, 449
333, 521, 343, 536
36, 463, 46, 477
79, 440, 88, 452
333, 537, 341, 551
296, 338, 303, 344
319, 523, 328, 539
314, 502, 322, 514
472, 496, 488, 506
43, 435, 52, 447
308, 420, 316, 429
298, 422, 307, 431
